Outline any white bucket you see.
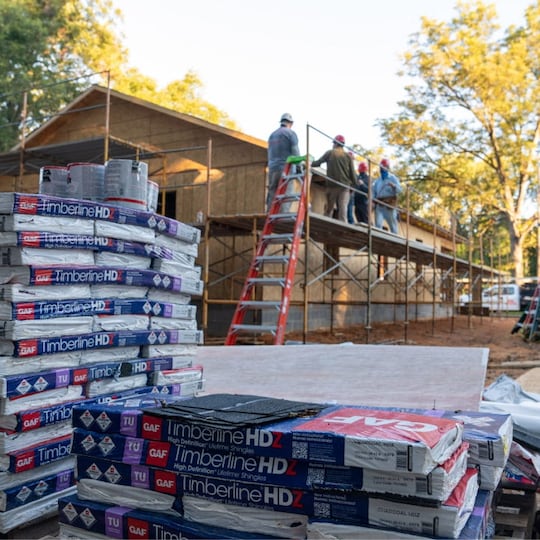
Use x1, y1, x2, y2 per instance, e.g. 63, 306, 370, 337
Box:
147, 180, 159, 213
67, 162, 105, 201
39, 166, 68, 197
104, 159, 148, 210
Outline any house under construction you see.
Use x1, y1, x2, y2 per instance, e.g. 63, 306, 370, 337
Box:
0, 85, 502, 342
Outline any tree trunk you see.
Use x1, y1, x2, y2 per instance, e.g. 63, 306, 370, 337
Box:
510, 228, 524, 279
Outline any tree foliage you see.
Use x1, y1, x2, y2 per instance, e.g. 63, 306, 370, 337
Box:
0, 0, 235, 152
379, 0, 540, 278
113, 69, 236, 129
0, 0, 123, 151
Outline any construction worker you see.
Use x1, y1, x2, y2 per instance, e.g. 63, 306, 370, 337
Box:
373, 158, 402, 234
312, 135, 357, 222
354, 161, 370, 224
266, 113, 300, 210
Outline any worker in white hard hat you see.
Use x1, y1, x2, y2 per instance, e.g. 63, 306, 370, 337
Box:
266, 113, 300, 210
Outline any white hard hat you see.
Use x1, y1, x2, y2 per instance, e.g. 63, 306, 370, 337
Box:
280, 113, 293, 123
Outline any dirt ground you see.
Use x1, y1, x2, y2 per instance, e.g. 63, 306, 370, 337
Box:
283, 313, 540, 387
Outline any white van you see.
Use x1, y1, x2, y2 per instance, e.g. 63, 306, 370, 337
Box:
481, 284, 520, 311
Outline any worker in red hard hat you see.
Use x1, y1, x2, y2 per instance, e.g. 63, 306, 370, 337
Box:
346, 151, 356, 224
372, 158, 402, 234
311, 135, 357, 222
266, 113, 300, 210
353, 161, 370, 225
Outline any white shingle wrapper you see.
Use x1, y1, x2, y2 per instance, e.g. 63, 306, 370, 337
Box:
183, 495, 308, 540
0, 351, 81, 376
0, 247, 94, 266
0, 284, 92, 303
0, 317, 94, 340
90, 285, 148, 299
77, 478, 177, 513
94, 251, 150, 269
85, 374, 148, 398
0, 213, 94, 235
92, 314, 149, 332
0, 385, 83, 415
94, 220, 155, 243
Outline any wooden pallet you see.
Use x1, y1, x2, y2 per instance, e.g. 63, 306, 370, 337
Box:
494, 487, 538, 539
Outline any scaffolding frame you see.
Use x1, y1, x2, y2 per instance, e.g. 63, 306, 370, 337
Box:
0, 85, 506, 341
199, 124, 505, 342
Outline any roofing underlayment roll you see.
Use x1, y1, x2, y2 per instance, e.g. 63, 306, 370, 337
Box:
67, 163, 105, 202
104, 159, 148, 211
38, 166, 68, 198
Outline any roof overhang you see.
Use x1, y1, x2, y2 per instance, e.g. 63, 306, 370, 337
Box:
0, 136, 183, 177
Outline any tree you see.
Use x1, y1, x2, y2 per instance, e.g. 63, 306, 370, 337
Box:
379, 0, 540, 278
113, 69, 237, 129
0, 1, 235, 152
0, 0, 125, 151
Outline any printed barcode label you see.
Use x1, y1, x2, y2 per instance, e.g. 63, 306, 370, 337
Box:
396, 450, 408, 470
422, 520, 435, 535
307, 467, 325, 486
314, 502, 331, 518
292, 441, 308, 459
477, 441, 494, 461
415, 476, 428, 494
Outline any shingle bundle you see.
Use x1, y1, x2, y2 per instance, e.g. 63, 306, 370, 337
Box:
59, 393, 510, 539
0, 186, 204, 534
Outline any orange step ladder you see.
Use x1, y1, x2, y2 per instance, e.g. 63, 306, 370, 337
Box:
520, 284, 540, 341
225, 155, 310, 345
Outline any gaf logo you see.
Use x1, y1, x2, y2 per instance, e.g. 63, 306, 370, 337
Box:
16, 455, 34, 471
73, 370, 88, 384
18, 197, 39, 214
324, 413, 439, 433
34, 270, 53, 284
19, 341, 38, 356
148, 448, 167, 459
15, 305, 35, 320
127, 518, 149, 539
22, 413, 41, 430
156, 477, 176, 491
142, 417, 162, 439
20, 232, 41, 246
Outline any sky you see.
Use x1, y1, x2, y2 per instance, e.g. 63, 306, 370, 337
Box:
113, 0, 533, 159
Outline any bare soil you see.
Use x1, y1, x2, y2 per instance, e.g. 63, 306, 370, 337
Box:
283, 314, 540, 386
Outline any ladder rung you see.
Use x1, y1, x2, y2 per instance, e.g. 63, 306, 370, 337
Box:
276, 193, 301, 201
247, 277, 285, 286
283, 173, 304, 181
255, 255, 290, 264
231, 324, 277, 334
239, 301, 281, 310
268, 213, 297, 221
263, 234, 294, 244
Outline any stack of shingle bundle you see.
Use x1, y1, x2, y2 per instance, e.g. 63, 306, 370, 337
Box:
501, 440, 540, 490
57, 393, 504, 539
306, 404, 513, 539
0, 190, 204, 534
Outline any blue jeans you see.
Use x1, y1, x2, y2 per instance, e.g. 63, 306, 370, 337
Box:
375, 203, 399, 234
347, 195, 354, 223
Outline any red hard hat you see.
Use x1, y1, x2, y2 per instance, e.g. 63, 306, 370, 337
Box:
333, 134, 345, 145
358, 162, 368, 173
380, 158, 390, 168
